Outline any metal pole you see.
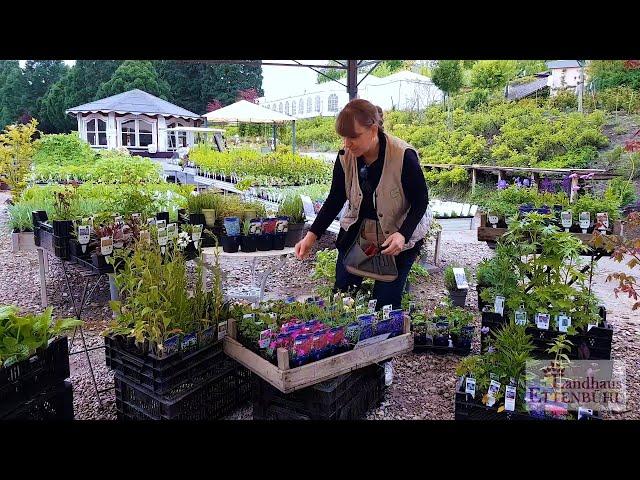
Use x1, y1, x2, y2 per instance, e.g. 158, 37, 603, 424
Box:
292, 121, 296, 154
347, 60, 358, 100
272, 123, 276, 151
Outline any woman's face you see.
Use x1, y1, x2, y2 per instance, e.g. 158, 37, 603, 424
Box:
342, 121, 377, 157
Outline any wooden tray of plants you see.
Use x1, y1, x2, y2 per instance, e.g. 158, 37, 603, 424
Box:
477, 213, 622, 247
223, 316, 413, 394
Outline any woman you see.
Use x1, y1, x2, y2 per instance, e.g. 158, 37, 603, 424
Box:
294, 99, 429, 309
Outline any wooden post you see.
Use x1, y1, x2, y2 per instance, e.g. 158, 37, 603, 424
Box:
228, 318, 237, 340
471, 167, 477, 194
37, 248, 47, 308
433, 230, 442, 266
497, 170, 503, 182
569, 175, 579, 203
403, 314, 411, 334
277, 348, 290, 370
11, 233, 19, 253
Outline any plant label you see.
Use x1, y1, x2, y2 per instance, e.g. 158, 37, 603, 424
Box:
505, 385, 516, 412
561, 211, 572, 231
354, 333, 390, 349
162, 335, 180, 357
579, 212, 590, 233
494, 296, 505, 316
243, 313, 256, 321
147, 217, 156, 226
514, 305, 527, 326
578, 407, 593, 420
557, 314, 571, 333
343, 296, 354, 308
100, 236, 113, 256
167, 223, 178, 242
382, 304, 393, 319
259, 329, 272, 349
368, 299, 377, 314
182, 333, 197, 350
157, 228, 168, 245
465, 377, 476, 398
535, 313, 550, 330
487, 379, 501, 407
114, 215, 123, 225
452, 267, 469, 289
488, 214, 499, 228
83, 216, 94, 228
78, 225, 90, 250
596, 212, 609, 231
131, 213, 141, 221
191, 224, 203, 243
156, 219, 166, 230
587, 323, 598, 332
139, 230, 151, 245
217, 321, 228, 340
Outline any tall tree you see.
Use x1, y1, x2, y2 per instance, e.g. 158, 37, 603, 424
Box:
200, 62, 263, 109
431, 60, 463, 129
96, 60, 171, 99
23, 60, 68, 132
39, 60, 122, 133
154, 60, 205, 113
0, 61, 29, 129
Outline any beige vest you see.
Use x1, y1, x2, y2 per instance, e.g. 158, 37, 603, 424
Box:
339, 132, 428, 250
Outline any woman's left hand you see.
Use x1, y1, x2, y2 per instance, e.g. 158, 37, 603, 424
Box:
380, 232, 405, 256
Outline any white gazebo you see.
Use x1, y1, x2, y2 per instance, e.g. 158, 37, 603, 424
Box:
202, 100, 297, 153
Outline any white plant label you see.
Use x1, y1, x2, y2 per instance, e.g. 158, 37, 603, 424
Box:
114, 215, 123, 225
217, 320, 228, 340
147, 217, 156, 226
505, 385, 516, 412
587, 323, 598, 332
596, 212, 609, 231
487, 379, 501, 407
579, 212, 590, 233
368, 299, 377, 314
514, 305, 528, 326
488, 214, 499, 228
131, 213, 141, 222
157, 228, 168, 255
78, 225, 90, 248
191, 224, 203, 244
100, 236, 113, 256
561, 211, 572, 231
465, 377, 476, 398
167, 223, 178, 241
535, 313, 550, 330
557, 314, 571, 333
382, 304, 393, 320
452, 267, 469, 289
494, 296, 505, 316
259, 329, 272, 349
156, 219, 166, 230
139, 230, 151, 245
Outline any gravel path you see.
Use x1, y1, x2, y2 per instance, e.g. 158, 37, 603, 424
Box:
2, 191, 638, 420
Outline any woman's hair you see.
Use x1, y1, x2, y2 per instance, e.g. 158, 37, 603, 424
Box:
335, 98, 384, 137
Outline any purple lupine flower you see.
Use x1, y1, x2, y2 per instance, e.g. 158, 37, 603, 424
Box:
561, 175, 573, 196
481, 326, 490, 334
572, 184, 581, 192
497, 179, 508, 190
540, 178, 556, 193
523, 178, 530, 187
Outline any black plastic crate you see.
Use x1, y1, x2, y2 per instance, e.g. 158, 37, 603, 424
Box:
105, 335, 229, 396
114, 363, 250, 421
0, 336, 70, 417
251, 364, 385, 420
2, 381, 73, 420
480, 311, 613, 360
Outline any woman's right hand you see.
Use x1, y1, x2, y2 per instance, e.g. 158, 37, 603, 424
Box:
294, 232, 317, 260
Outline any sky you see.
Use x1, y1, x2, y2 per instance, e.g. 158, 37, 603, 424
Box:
17, 59, 322, 99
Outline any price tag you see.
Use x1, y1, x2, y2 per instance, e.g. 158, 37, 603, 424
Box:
488, 214, 499, 227
167, 223, 178, 241
78, 225, 90, 244
561, 211, 572, 231
557, 313, 571, 333
191, 224, 203, 243
100, 236, 113, 256
368, 299, 377, 314
139, 230, 151, 245
514, 305, 527, 326
579, 212, 590, 233
156, 219, 166, 230
465, 377, 476, 398
505, 385, 516, 412
596, 212, 609, 231
259, 329, 272, 349
487, 379, 501, 407
494, 296, 505, 316
535, 313, 550, 330
382, 304, 393, 319
452, 267, 469, 289
217, 320, 228, 340
157, 228, 168, 245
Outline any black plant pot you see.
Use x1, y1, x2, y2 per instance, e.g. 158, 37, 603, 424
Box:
272, 233, 286, 250
183, 241, 199, 260
156, 211, 170, 223
240, 235, 257, 252
434, 334, 450, 347
414, 332, 427, 345
200, 232, 217, 248
256, 234, 273, 251
448, 288, 468, 307
69, 239, 91, 259
52, 219, 73, 237
189, 213, 206, 227
285, 222, 306, 247
91, 253, 114, 272
220, 235, 240, 253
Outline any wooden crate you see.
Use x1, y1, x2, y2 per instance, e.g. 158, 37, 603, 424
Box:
223, 316, 413, 394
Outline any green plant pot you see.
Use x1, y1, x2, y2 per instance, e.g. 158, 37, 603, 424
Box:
202, 209, 216, 228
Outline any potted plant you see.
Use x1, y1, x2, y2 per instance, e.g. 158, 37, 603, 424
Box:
278, 194, 307, 247
239, 219, 257, 252
434, 320, 450, 347
444, 265, 469, 307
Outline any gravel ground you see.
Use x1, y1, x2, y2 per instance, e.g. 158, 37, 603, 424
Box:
2, 191, 638, 420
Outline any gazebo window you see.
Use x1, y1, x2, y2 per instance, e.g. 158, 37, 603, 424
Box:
299, 99, 304, 115
119, 117, 156, 148
315, 96, 322, 112
291, 101, 296, 115
167, 121, 187, 150
285, 101, 290, 115
85, 118, 107, 147
121, 120, 136, 147
307, 97, 312, 113
139, 120, 153, 147
328, 94, 338, 112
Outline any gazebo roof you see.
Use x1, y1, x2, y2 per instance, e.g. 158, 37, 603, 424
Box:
65, 89, 201, 120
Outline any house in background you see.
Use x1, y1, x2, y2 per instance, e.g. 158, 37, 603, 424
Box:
258, 70, 444, 118
546, 60, 587, 96
505, 72, 550, 101
65, 89, 202, 157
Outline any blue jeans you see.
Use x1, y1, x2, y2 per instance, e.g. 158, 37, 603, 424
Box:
334, 241, 423, 310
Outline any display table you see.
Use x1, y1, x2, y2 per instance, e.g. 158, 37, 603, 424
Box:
201, 247, 295, 304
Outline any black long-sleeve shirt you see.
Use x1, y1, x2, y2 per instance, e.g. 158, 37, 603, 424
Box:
309, 132, 429, 251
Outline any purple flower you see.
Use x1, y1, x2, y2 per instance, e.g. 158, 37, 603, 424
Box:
497, 180, 508, 190
572, 184, 581, 192
540, 178, 556, 193
523, 178, 530, 187
481, 326, 490, 334
580, 173, 595, 180
487, 346, 496, 353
